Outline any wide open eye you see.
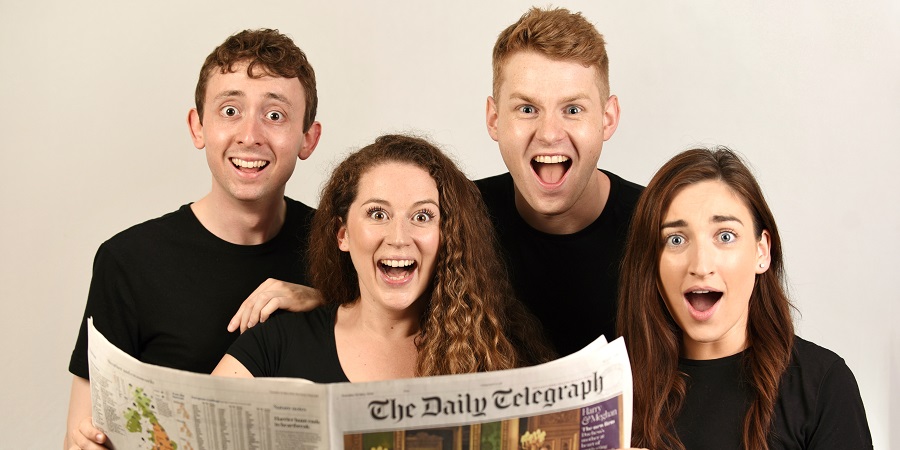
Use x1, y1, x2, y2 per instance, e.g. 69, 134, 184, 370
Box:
412, 210, 435, 223
717, 230, 736, 243
266, 110, 282, 121
221, 106, 239, 117
367, 207, 388, 221
666, 234, 685, 247
519, 105, 536, 114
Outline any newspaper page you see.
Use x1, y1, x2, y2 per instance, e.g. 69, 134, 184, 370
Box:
88, 318, 632, 450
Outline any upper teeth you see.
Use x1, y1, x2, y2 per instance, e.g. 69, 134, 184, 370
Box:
382, 259, 414, 267
534, 155, 570, 164
691, 290, 710, 294
232, 158, 267, 168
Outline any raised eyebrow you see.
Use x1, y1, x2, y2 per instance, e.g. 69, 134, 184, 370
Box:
561, 94, 591, 105
711, 214, 743, 225
213, 90, 245, 101
266, 92, 292, 106
507, 92, 538, 105
413, 199, 439, 210
661, 219, 687, 230
361, 198, 389, 207
211, 90, 291, 106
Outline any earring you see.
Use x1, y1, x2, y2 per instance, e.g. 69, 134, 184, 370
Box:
759, 263, 766, 268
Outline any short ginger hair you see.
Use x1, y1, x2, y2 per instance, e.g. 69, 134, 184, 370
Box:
492, 7, 610, 100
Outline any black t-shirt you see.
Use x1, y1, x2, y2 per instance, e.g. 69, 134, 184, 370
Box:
475, 170, 642, 356
69, 198, 314, 378
227, 304, 349, 383
676, 337, 873, 450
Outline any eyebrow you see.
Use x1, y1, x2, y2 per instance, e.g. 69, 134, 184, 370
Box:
661, 215, 744, 230
362, 198, 439, 208
507, 92, 591, 105
213, 90, 292, 106
214, 90, 245, 101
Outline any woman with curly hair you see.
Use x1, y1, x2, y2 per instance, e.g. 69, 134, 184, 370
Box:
617, 148, 871, 449
213, 134, 554, 381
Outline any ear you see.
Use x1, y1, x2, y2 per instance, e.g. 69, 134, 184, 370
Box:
337, 221, 350, 252
187, 108, 205, 149
756, 230, 772, 274
298, 121, 322, 161
601, 95, 620, 141
485, 96, 500, 142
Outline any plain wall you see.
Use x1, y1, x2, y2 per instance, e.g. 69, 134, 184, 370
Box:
1, 1, 897, 448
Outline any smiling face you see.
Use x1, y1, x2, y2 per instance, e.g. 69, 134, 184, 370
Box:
658, 180, 771, 360
188, 61, 321, 205
337, 162, 441, 315
486, 51, 619, 232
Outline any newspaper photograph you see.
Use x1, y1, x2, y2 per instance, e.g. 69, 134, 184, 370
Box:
87, 318, 632, 450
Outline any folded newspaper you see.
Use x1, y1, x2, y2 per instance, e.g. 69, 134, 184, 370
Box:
88, 318, 632, 450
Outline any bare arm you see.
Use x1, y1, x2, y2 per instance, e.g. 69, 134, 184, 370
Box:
228, 279, 324, 333
64, 376, 108, 449
211, 354, 255, 378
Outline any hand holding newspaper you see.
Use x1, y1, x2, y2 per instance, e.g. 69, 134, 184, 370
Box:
87, 318, 632, 450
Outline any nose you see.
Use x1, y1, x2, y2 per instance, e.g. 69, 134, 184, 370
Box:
386, 218, 410, 247
688, 241, 715, 277
536, 111, 564, 145
237, 117, 263, 146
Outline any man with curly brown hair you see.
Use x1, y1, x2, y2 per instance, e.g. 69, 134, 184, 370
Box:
64, 29, 321, 450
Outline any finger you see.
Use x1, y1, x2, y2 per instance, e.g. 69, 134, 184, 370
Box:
246, 297, 264, 329
230, 288, 264, 332
78, 420, 107, 444
228, 302, 247, 332
258, 297, 283, 323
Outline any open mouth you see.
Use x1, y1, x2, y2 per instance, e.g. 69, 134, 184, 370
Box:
685, 290, 723, 313
231, 157, 269, 173
379, 259, 417, 282
531, 155, 572, 185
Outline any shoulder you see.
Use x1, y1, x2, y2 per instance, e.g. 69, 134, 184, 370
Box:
475, 172, 512, 198
787, 336, 845, 375
98, 204, 195, 256
285, 197, 315, 218
474, 173, 515, 217
775, 336, 873, 448
601, 170, 643, 209
255, 305, 336, 336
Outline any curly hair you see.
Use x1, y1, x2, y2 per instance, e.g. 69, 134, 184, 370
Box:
492, 7, 610, 100
309, 134, 555, 375
194, 28, 317, 131
617, 148, 794, 450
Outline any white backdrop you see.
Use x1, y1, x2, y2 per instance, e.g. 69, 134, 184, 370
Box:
1, 1, 897, 448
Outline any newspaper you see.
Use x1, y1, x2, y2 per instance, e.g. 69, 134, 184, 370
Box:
87, 318, 632, 450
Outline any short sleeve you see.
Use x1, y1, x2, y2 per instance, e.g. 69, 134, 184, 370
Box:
806, 359, 873, 450
68, 243, 140, 379
226, 314, 288, 378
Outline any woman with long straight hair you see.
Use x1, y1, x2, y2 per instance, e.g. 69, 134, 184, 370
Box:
618, 148, 871, 449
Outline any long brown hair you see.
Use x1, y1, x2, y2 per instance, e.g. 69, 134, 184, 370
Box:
309, 134, 554, 376
617, 148, 794, 450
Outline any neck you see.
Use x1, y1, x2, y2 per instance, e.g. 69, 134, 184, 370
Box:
514, 169, 609, 235
338, 299, 423, 340
191, 192, 287, 245
682, 335, 749, 360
